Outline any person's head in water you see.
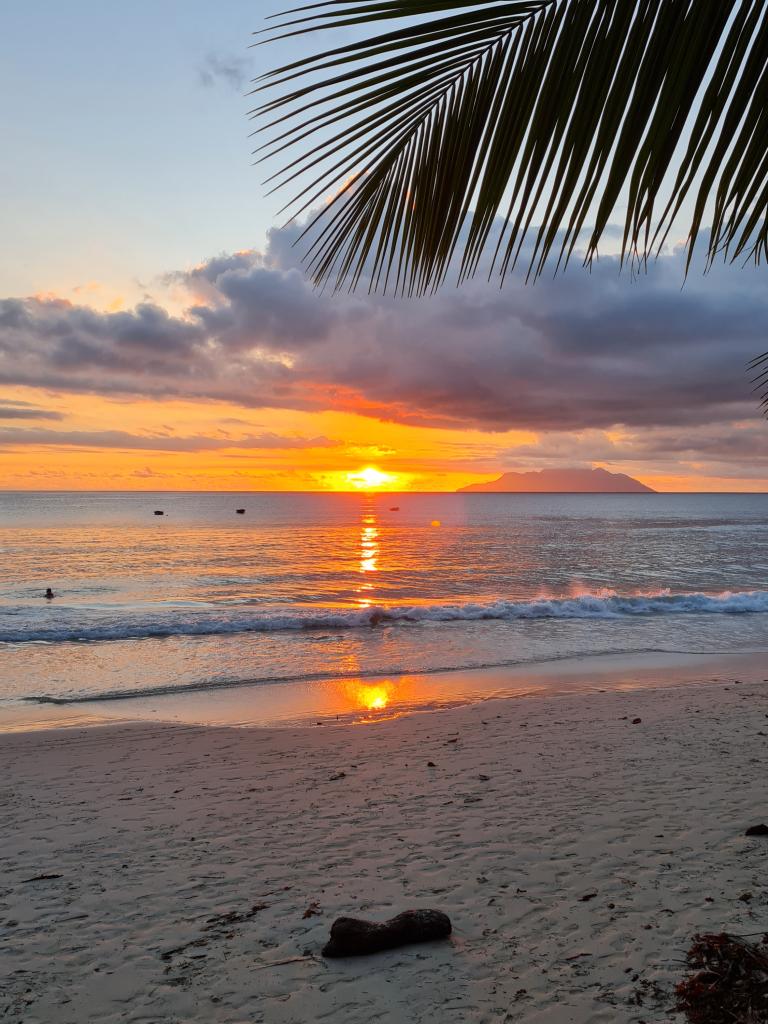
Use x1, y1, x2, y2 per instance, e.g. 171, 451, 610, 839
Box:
44, 587, 54, 599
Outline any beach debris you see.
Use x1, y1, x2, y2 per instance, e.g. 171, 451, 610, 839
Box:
202, 904, 268, 931
160, 903, 268, 962
21, 873, 62, 883
676, 932, 768, 1023
322, 909, 452, 958
303, 902, 322, 919
745, 823, 768, 836
254, 955, 313, 970
328, 771, 346, 781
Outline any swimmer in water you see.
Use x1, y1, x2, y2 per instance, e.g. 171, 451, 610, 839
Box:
44, 588, 55, 599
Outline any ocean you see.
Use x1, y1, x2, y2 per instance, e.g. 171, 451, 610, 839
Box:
1, 490, 767, 725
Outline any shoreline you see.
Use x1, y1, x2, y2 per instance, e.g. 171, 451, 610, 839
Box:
2, 646, 766, 735
3, 672, 768, 1022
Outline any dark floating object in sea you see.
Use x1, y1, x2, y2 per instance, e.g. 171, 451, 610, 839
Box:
745, 823, 768, 836
236, 508, 245, 514
389, 506, 400, 511
153, 510, 164, 516
322, 909, 452, 958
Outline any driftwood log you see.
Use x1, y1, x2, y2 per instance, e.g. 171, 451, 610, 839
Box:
322, 909, 452, 958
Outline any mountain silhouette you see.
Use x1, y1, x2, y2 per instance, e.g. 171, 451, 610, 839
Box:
458, 468, 656, 493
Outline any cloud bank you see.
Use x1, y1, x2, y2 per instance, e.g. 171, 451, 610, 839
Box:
0, 427, 338, 453
1, 220, 766, 477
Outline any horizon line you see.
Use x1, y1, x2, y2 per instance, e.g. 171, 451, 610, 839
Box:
1, 488, 768, 496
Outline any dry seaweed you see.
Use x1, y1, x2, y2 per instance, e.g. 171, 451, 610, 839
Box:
676, 932, 768, 1023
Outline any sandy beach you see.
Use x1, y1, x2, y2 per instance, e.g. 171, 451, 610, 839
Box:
3, 666, 768, 1024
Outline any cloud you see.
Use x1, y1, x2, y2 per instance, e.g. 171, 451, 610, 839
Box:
0, 398, 62, 420
0, 427, 339, 452
1, 220, 767, 479
197, 53, 250, 92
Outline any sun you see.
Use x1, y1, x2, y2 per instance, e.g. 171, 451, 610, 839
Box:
346, 466, 394, 490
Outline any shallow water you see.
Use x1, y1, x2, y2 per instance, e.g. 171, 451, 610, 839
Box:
1, 491, 767, 714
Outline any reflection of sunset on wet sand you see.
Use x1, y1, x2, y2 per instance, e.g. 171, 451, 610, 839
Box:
346, 680, 394, 715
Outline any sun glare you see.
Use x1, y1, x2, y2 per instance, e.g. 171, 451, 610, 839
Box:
346, 466, 394, 490
354, 682, 391, 712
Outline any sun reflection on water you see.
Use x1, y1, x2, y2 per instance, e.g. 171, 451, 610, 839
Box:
356, 505, 380, 607
360, 519, 378, 574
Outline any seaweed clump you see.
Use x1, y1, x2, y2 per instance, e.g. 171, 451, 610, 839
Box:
676, 932, 768, 1023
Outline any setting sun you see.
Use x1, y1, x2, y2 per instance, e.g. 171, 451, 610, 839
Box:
346, 466, 396, 490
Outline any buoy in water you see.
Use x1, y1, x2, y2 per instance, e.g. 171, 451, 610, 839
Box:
235, 508, 245, 514
389, 506, 400, 511
153, 510, 164, 516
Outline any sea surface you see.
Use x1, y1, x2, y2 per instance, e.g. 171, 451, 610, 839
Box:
1, 490, 767, 724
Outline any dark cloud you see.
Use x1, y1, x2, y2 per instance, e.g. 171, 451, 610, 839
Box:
1, 223, 767, 477
0, 427, 339, 452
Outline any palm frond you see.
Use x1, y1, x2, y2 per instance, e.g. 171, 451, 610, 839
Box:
749, 351, 768, 416
254, 0, 768, 296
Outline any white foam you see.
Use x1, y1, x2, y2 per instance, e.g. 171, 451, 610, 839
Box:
2, 589, 767, 644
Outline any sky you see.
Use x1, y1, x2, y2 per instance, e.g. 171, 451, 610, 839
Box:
0, 1, 766, 492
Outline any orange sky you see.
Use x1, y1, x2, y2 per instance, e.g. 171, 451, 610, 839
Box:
0, 384, 764, 492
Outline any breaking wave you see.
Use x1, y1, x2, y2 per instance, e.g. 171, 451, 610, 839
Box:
2, 589, 767, 645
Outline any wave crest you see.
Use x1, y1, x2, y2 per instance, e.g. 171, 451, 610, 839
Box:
1, 589, 767, 645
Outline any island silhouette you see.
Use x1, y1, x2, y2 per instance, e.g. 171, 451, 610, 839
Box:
458, 467, 655, 493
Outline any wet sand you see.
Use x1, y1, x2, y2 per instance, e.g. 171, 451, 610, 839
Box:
2, 647, 767, 733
